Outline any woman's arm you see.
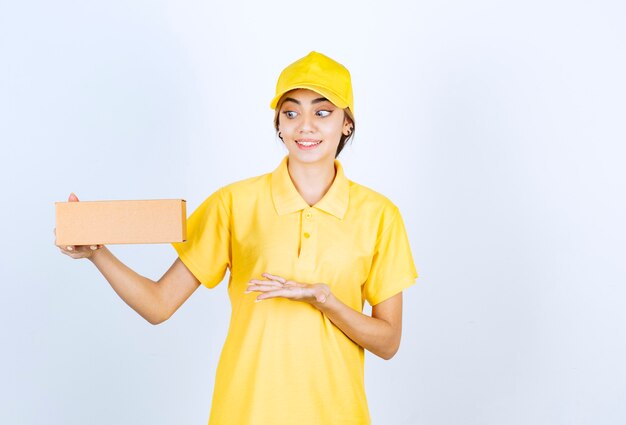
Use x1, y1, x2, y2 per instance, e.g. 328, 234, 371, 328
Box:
316, 291, 402, 360
57, 194, 201, 325
247, 274, 403, 359
88, 249, 201, 324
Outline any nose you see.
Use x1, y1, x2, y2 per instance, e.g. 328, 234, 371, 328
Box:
298, 113, 315, 133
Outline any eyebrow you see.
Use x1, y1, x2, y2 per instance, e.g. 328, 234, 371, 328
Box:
282, 97, 330, 105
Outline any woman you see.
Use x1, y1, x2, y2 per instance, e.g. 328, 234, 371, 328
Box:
59, 51, 418, 425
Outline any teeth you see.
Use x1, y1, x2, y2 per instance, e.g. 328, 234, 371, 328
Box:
297, 141, 321, 146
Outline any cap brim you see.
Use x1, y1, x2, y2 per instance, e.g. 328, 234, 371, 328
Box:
270, 84, 350, 110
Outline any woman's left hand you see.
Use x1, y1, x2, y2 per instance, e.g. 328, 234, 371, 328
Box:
246, 273, 330, 305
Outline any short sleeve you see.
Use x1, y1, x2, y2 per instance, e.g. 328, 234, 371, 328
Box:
172, 188, 231, 288
363, 207, 418, 305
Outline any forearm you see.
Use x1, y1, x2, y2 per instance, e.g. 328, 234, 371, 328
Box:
88, 247, 164, 324
313, 293, 400, 360
247, 275, 403, 359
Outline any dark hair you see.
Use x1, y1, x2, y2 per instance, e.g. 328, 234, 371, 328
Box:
273, 98, 355, 158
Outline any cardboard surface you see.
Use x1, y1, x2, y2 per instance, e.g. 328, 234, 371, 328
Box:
55, 199, 187, 245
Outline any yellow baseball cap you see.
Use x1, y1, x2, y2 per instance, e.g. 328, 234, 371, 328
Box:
270, 51, 354, 115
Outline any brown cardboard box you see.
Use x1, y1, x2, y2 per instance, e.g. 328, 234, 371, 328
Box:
55, 199, 186, 246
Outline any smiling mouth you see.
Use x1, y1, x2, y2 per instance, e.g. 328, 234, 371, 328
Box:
295, 140, 322, 147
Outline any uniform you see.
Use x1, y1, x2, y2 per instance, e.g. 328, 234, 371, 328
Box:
173, 156, 417, 424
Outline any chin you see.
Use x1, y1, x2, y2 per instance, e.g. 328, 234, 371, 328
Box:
288, 150, 333, 165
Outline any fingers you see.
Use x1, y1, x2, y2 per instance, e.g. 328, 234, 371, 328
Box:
56, 195, 102, 259
255, 286, 309, 302
245, 281, 283, 294
255, 288, 295, 301
248, 279, 284, 288
245, 273, 287, 293
246, 272, 300, 293
260, 273, 306, 288
60, 245, 77, 254
58, 243, 101, 259
262, 273, 286, 284
244, 273, 330, 306
246, 283, 309, 302
59, 245, 84, 259
247, 272, 306, 287
246, 273, 314, 303
65, 245, 99, 251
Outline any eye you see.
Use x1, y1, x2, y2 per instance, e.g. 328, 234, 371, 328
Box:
283, 111, 298, 119
316, 110, 332, 117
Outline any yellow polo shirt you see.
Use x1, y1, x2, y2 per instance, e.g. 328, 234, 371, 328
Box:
173, 156, 417, 425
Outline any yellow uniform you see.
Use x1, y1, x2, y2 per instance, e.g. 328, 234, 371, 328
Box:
173, 156, 417, 425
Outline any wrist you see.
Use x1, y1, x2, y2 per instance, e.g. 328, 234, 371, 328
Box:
88, 245, 107, 263
311, 284, 332, 310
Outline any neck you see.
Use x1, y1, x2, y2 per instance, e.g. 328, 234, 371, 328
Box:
287, 157, 337, 206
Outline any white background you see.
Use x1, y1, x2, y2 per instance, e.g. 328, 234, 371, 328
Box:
1, 0, 625, 424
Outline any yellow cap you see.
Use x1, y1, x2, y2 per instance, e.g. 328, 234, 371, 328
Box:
270, 51, 354, 115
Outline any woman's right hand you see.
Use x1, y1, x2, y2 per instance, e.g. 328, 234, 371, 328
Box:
56, 193, 103, 260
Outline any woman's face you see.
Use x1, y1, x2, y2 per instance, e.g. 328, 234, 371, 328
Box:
277, 89, 352, 166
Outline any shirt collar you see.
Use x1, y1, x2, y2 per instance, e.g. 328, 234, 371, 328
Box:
271, 156, 350, 219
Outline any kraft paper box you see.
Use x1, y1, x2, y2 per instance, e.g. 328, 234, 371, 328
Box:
55, 199, 187, 246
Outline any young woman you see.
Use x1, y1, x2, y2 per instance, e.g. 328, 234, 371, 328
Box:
59, 51, 418, 425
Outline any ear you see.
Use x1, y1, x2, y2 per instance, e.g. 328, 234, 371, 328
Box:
342, 117, 354, 136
